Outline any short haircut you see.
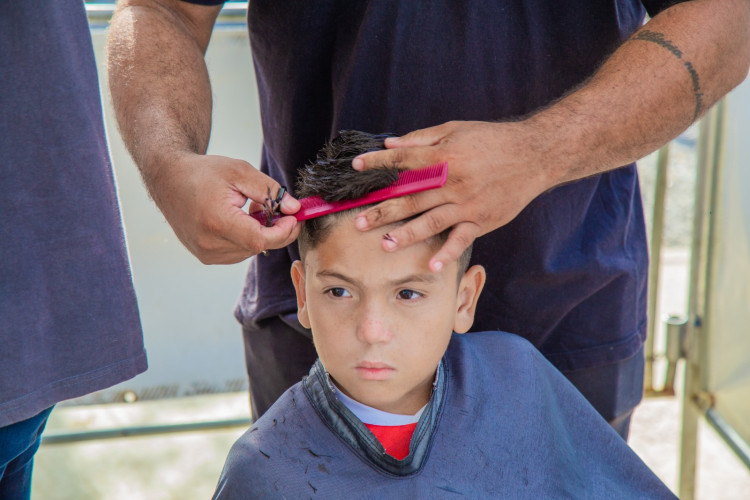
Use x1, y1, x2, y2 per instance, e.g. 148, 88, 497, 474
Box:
296, 130, 472, 275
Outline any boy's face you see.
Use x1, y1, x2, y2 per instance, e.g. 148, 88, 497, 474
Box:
291, 217, 485, 415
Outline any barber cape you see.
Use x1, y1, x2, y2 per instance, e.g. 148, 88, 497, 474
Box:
214, 332, 675, 499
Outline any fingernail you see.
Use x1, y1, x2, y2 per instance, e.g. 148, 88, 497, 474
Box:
383, 237, 397, 251
384, 137, 400, 146
355, 216, 368, 230
281, 193, 300, 211
431, 260, 443, 272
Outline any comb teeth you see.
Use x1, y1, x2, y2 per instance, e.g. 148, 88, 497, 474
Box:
250, 162, 448, 225
392, 163, 448, 185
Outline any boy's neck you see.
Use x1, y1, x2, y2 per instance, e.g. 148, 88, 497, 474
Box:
332, 381, 426, 425
326, 370, 439, 421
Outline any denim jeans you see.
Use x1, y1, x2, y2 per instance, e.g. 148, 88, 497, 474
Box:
0, 406, 54, 500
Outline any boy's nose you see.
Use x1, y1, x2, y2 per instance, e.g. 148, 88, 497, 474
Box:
356, 302, 393, 345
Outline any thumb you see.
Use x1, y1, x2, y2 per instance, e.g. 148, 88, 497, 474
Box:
225, 157, 293, 208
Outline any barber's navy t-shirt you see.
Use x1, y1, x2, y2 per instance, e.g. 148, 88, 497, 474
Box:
0, 1, 147, 426
191, 0, 685, 372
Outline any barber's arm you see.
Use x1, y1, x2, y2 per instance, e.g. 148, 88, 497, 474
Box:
108, 0, 300, 264
353, 0, 750, 272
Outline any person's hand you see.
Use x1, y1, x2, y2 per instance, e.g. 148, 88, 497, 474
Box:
149, 152, 301, 264
350, 120, 560, 272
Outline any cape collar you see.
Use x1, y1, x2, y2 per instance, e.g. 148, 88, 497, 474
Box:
302, 358, 446, 476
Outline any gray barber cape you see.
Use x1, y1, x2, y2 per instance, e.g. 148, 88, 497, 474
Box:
214, 332, 675, 499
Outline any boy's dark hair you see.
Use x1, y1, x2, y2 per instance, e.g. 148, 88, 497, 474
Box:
296, 131, 401, 201
296, 130, 473, 275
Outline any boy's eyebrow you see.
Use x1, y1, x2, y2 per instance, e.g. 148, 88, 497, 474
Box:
316, 270, 361, 287
316, 270, 439, 287
390, 273, 439, 286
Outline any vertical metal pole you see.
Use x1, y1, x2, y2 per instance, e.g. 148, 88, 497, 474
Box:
678, 104, 722, 499
678, 119, 709, 500
645, 145, 670, 394
679, 364, 700, 500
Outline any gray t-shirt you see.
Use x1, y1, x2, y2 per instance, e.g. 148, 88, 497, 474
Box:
0, 0, 147, 426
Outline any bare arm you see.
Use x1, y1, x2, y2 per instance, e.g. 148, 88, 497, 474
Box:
546, 0, 750, 180
108, 0, 300, 264
353, 0, 750, 272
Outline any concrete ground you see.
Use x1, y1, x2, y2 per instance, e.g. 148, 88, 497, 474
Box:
630, 396, 750, 499
30, 248, 750, 499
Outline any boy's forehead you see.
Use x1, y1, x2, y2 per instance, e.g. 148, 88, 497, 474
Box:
314, 214, 388, 246
310, 219, 401, 263
304, 218, 456, 281
314, 214, 442, 253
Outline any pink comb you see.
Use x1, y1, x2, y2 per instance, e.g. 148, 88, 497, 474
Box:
250, 162, 448, 226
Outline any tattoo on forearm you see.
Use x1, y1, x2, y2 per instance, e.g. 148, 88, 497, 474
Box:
633, 30, 703, 121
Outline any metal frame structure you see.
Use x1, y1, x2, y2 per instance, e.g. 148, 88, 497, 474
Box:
643, 100, 750, 498
676, 98, 750, 498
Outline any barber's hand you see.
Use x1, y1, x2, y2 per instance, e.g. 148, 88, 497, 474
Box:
151, 152, 301, 264
351, 120, 558, 272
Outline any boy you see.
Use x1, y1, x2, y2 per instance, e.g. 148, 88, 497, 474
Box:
213, 131, 674, 498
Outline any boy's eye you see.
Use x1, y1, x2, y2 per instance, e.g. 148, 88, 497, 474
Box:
326, 287, 351, 298
397, 289, 422, 301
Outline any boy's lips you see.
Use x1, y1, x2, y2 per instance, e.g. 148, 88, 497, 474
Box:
355, 361, 394, 380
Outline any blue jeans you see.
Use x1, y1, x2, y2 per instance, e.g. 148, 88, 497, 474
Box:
0, 406, 54, 500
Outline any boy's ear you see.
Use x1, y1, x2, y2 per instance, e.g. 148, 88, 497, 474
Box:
453, 265, 486, 334
290, 260, 311, 329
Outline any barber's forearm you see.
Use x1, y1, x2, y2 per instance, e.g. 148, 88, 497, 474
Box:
107, 0, 220, 194
107, 1, 301, 264
540, 0, 750, 185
